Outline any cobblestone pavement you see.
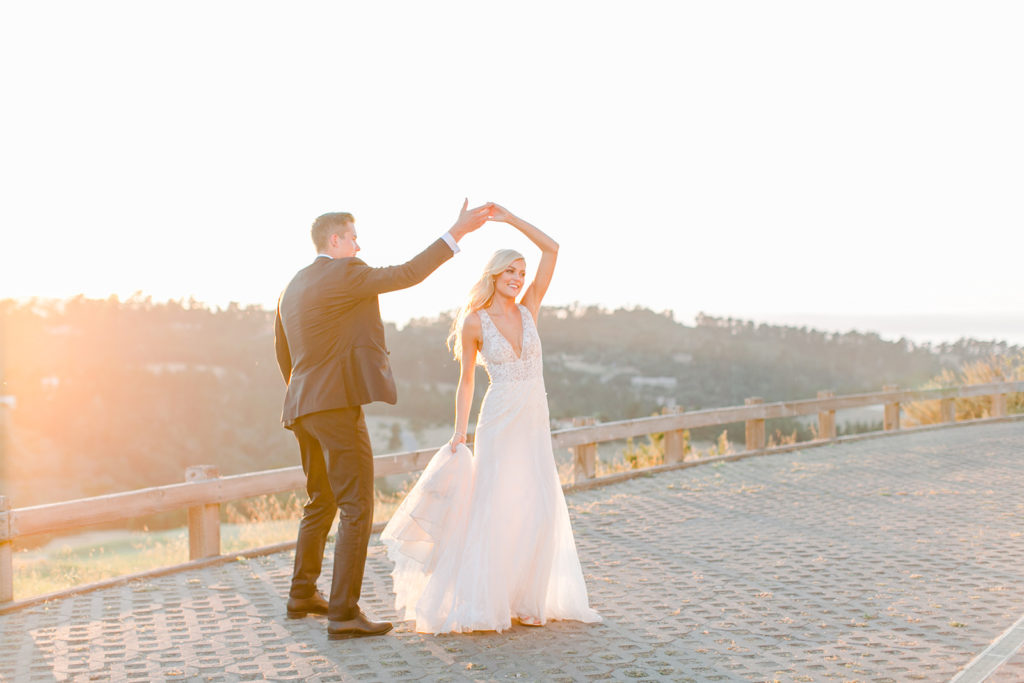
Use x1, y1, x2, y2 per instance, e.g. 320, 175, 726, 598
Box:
2, 421, 1024, 682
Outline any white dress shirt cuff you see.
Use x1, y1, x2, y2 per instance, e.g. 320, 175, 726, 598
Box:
441, 232, 460, 254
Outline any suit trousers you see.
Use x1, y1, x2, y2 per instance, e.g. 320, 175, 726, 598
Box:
289, 406, 374, 621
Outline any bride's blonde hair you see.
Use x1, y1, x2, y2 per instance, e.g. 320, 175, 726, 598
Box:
447, 248, 526, 362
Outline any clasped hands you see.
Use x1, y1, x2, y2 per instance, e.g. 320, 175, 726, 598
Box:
449, 199, 515, 239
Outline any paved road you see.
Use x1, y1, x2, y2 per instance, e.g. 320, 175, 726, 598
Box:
2, 420, 1024, 682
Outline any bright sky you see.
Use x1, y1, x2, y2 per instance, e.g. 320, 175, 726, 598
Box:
2, 2, 1022, 342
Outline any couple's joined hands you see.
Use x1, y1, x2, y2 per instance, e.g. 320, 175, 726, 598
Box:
449, 200, 515, 241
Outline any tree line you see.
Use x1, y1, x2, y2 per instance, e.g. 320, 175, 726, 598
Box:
0, 296, 1012, 507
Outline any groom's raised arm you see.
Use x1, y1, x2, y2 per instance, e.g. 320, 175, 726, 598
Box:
341, 238, 457, 298
341, 200, 492, 298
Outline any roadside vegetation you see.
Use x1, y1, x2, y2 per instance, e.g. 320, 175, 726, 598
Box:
903, 351, 1024, 425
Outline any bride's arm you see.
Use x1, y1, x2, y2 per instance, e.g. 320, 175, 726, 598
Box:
450, 313, 482, 452
490, 204, 558, 321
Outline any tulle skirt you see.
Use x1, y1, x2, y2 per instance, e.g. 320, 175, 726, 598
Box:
380, 376, 601, 634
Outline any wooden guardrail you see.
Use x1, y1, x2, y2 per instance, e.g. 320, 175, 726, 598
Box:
2, 380, 1022, 604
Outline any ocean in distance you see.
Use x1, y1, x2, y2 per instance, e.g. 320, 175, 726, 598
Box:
727, 313, 1024, 348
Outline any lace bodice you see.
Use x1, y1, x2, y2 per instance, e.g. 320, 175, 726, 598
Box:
478, 305, 543, 384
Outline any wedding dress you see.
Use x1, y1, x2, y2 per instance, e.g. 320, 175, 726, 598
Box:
381, 304, 601, 633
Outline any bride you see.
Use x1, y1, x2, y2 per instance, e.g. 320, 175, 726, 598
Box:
381, 204, 601, 634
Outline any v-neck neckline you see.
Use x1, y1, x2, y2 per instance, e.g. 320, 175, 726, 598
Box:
485, 305, 525, 360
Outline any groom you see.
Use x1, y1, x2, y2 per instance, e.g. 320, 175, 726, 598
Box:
274, 200, 492, 639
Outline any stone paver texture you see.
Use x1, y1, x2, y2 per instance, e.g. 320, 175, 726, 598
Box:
2, 420, 1024, 682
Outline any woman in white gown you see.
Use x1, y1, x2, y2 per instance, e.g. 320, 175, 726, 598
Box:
381, 205, 601, 634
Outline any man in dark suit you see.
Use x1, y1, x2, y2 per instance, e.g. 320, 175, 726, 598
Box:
274, 201, 492, 639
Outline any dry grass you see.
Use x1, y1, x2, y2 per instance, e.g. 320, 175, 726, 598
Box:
595, 427, 734, 477
12, 484, 417, 601
767, 429, 799, 447
904, 352, 1024, 426
13, 529, 190, 598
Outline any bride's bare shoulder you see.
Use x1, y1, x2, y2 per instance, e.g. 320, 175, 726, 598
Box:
461, 310, 483, 336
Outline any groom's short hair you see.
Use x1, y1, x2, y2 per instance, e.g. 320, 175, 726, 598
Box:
311, 212, 355, 251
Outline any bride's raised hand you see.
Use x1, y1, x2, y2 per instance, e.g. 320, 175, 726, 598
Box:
488, 203, 514, 224
449, 431, 467, 453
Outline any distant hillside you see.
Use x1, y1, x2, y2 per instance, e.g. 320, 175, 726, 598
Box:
375, 306, 1011, 423
0, 297, 1016, 507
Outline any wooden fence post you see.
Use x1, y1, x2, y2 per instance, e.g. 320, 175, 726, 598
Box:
571, 417, 597, 481
940, 397, 956, 423
817, 390, 836, 440
0, 496, 12, 603
186, 466, 221, 560
745, 397, 765, 451
663, 406, 687, 464
992, 392, 1008, 418
883, 385, 901, 431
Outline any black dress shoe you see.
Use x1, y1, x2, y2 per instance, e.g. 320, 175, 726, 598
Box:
286, 591, 329, 619
327, 611, 393, 640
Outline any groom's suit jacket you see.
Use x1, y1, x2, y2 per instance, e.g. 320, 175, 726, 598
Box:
274, 238, 454, 428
